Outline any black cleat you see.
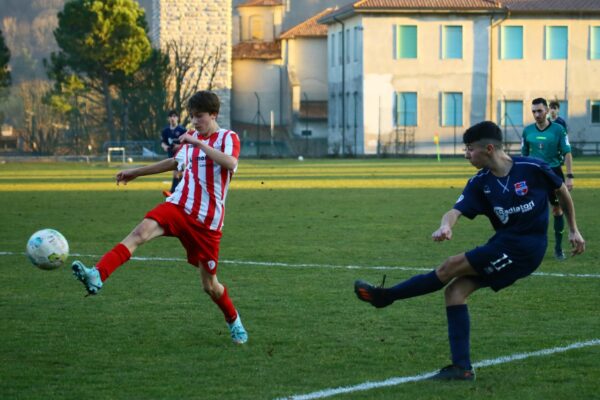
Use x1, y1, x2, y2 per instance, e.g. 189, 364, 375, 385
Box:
354, 278, 393, 308
429, 364, 475, 381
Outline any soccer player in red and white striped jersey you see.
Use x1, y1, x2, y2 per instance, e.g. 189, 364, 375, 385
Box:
71, 91, 248, 344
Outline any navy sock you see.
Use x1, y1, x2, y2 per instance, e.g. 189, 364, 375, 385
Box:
446, 304, 471, 369
386, 270, 444, 301
553, 215, 564, 251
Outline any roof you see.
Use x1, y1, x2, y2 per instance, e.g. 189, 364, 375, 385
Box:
232, 41, 282, 60
353, 0, 500, 9
280, 8, 335, 39
319, 0, 600, 23
299, 101, 328, 120
501, 0, 600, 12
237, 0, 283, 8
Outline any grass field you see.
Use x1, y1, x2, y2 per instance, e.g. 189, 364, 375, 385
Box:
0, 158, 599, 400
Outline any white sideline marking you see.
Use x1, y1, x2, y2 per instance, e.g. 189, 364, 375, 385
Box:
4, 251, 600, 279
274, 339, 600, 400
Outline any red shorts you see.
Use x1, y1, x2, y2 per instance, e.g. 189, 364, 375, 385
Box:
145, 202, 222, 274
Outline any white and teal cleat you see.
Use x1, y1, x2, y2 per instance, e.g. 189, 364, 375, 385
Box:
72, 260, 103, 296
227, 314, 248, 344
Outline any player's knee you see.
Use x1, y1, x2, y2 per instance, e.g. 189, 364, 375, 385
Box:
444, 282, 468, 305
130, 226, 150, 244
437, 255, 462, 282
129, 220, 156, 244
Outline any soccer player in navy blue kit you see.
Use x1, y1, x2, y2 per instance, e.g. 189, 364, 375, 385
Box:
160, 110, 187, 195
355, 121, 585, 380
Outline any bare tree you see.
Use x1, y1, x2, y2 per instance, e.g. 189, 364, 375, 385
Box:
19, 80, 65, 154
165, 39, 225, 124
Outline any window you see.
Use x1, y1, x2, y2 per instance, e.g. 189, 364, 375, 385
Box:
592, 101, 600, 124
346, 29, 350, 63
338, 32, 343, 65
393, 25, 417, 59
330, 94, 336, 128
500, 100, 523, 127
394, 92, 417, 126
353, 27, 359, 62
443, 26, 463, 59
501, 26, 523, 60
330, 34, 335, 66
591, 26, 600, 59
545, 26, 568, 60
249, 15, 264, 41
442, 93, 463, 126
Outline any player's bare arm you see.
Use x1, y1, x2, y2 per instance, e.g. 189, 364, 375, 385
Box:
116, 158, 178, 185
555, 184, 585, 255
432, 209, 462, 242
564, 152, 574, 191
179, 133, 238, 171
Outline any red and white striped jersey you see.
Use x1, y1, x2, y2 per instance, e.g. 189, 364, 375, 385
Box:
167, 129, 240, 231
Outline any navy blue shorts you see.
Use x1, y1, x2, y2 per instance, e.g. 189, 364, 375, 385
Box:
465, 234, 547, 291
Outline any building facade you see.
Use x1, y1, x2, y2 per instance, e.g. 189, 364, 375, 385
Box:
150, 0, 232, 127
320, 0, 600, 155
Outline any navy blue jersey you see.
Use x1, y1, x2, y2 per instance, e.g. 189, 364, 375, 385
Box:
161, 125, 187, 157
552, 116, 568, 132
453, 156, 563, 237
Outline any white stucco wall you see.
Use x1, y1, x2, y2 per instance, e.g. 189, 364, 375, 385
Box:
232, 59, 283, 124
238, 5, 284, 42
328, 12, 600, 155
287, 38, 329, 100
491, 16, 600, 143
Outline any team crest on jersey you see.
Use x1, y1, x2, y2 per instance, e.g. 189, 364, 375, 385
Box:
514, 181, 528, 196
207, 260, 216, 271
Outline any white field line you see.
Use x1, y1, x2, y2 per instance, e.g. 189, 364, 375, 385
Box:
274, 339, 600, 400
3, 251, 600, 278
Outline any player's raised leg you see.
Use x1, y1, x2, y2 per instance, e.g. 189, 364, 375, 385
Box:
355, 254, 477, 308
199, 267, 248, 344
72, 218, 164, 295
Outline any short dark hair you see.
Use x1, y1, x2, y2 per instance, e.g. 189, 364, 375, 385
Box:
532, 98, 548, 107
188, 90, 220, 115
167, 110, 178, 117
463, 121, 503, 145
549, 100, 560, 109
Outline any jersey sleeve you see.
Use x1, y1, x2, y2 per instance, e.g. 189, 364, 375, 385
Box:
559, 126, 571, 155
538, 160, 564, 190
173, 144, 188, 171
452, 177, 486, 219
223, 131, 241, 159
176, 126, 187, 136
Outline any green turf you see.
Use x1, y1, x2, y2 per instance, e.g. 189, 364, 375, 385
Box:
0, 159, 598, 399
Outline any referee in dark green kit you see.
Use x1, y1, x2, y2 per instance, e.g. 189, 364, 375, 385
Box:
521, 98, 574, 260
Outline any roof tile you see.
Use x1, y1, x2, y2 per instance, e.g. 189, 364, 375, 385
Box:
280, 8, 335, 39
232, 41, 282, 60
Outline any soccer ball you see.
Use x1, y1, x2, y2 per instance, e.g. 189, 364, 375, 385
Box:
26, 229, 69, 270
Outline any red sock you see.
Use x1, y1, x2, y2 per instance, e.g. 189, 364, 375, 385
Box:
96, 243, 131, 281
211, 286, 238, 323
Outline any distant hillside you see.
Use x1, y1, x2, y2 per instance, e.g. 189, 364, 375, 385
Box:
0, 0, 152, 82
